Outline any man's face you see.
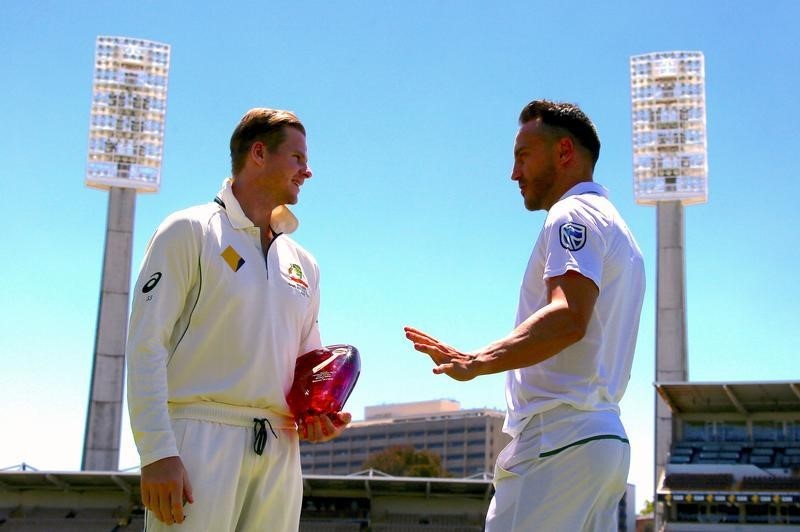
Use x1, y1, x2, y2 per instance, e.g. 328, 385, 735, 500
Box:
259, 127, 312, 206
511, 120, 559, 212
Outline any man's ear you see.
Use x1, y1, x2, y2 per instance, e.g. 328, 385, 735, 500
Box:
558, 136, 575, 166
250, 141, 266, 166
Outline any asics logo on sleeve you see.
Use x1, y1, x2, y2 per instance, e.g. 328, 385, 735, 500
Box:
560, 223, 587, 251
142, 272, 162, 293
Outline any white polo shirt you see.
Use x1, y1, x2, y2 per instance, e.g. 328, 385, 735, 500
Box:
126, 178, 322, 467
504, 182, 645, 440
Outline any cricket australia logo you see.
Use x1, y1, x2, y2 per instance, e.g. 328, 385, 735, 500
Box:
286, 263, 309, 297
559, 222, 587, 251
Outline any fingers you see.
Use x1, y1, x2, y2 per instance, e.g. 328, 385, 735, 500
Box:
297, 416, 322, 440
404, 326, 437, 346
298, 412, 351, 442
335, 411, 352, 426
144, 483, 179, 525
140, 456, 190, 525
140, 478, 150, 510
433, 363, 455, 375
309, 414, 336, 441
166, 483, 184, 524
157, 481, 186, 525
404, 327, 445, 361
296, 417, 308, 439
183, 468, 194, 504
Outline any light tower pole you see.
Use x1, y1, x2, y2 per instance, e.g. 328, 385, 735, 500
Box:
82, 36, 170, 471
630, 51, 708, 528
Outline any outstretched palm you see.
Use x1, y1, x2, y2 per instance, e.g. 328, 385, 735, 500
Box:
404, 326, 478, 381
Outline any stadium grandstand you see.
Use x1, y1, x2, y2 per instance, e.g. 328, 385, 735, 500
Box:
1, 465, 637, 531
0, 398, 644, 531
656, 381, 800, 530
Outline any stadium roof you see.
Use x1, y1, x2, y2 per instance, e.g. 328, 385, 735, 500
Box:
303, 470, 492, 500
655, 381, 800, 415
0, 468, 493, 508
0, 469, 139, 495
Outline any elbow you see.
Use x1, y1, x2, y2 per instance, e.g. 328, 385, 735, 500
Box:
563, 312, 590, 345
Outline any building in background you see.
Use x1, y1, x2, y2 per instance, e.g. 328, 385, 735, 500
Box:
630, 50, 708, 529
82, 36, 170, 471
300, 400, 510, 477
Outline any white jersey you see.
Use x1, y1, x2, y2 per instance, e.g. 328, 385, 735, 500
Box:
126, 178, 322, 467
504, 181, 645, 438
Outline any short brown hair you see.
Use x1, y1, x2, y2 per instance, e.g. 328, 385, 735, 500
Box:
519, 100, 600, 166
229, 108, 306, 175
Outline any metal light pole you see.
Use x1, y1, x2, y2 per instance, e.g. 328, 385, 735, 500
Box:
630, 51, 708, 529
82, 36, 170, 470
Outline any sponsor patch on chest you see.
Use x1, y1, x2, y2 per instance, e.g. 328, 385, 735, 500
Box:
221, 245, 246, 272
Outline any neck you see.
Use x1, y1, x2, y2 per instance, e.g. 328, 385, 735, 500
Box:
231, 176, 277, 233
545, 173, 594, 211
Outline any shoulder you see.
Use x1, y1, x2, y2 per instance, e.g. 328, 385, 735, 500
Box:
147, 202, 222, 252
156, 202, 220, 234
546, 192, 613, 231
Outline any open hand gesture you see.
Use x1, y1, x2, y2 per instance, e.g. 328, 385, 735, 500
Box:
404, 326, 479, 381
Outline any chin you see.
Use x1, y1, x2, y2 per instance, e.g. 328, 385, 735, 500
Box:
524, 198, 541, 212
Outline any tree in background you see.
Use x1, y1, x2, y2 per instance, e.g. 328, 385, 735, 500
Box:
362, 445, 450, 478
639, 499, 654, 516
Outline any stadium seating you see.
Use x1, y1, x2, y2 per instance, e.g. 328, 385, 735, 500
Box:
370, 512, 483, 532
664, 473, 734, 490
300, 522, 361, 532
667, 438, 800, 469
740, 476, 800, 490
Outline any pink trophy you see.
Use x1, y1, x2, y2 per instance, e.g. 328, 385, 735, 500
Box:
287, 344, 361, 422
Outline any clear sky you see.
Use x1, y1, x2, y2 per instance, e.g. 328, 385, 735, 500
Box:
1, 0, 799, 513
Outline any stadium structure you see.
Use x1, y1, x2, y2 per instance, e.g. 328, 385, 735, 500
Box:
630, 52, 708, 528
655, 381, 800, 530
0, 466, 636, 531
1, 401, 637, 530
83, 35, 170, 472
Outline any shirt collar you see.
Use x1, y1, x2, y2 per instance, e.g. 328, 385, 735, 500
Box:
217, 178, 253, 229
215, 178, 299, 234
557, 181, 608, 203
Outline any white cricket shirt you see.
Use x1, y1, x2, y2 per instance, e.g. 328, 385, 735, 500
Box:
504, 182, 645, 438
126, 179, 322, 467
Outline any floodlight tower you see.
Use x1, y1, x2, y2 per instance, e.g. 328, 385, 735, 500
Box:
630, 51, 707, 525
82, 36, 170, 471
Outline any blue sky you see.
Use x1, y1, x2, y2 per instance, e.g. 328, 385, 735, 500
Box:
1, 0, 799, 512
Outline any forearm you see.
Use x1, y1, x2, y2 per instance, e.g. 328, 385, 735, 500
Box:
126, 334, 179, 466
472, 300, 587, 376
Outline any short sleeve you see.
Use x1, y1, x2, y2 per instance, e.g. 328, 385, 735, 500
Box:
541, 202, 605, 288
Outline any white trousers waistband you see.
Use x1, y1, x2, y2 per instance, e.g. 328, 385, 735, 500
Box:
168, 402, 296, 431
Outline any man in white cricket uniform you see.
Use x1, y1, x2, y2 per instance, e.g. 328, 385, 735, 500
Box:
127, 109, 350, 531
405, 100, 645, 531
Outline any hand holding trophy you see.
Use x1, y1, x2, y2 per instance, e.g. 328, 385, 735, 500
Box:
287, 344, 360, 440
